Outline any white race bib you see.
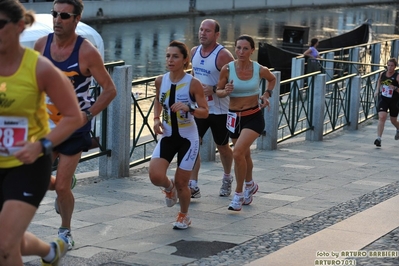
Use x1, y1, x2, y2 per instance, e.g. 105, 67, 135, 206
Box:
381, 85, 394, 98
226, 112, 237, 133
206, 95, 215, 107
0, 116, 28, 156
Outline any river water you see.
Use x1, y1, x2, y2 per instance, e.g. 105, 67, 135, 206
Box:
87, 3, 399, 80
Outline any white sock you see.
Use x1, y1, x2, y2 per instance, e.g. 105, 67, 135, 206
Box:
42, 242, 56, 262
245, 180, 254, 187
165, 180, 173, 192
223, 173, 232, 179
189, 180, 197, 188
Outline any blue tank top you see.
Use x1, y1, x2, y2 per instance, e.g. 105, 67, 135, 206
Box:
228, 61, 261, 98
44, 33, 94, 132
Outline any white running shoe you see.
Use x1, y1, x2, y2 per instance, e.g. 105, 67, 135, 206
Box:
163, 178, 177, 207
172, 212, 191, 229
219, 176, 233, 197
244, 182, 259, 205
228, 193, 244, 211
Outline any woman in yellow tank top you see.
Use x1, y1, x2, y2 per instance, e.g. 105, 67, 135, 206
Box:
0, 1, 83, 265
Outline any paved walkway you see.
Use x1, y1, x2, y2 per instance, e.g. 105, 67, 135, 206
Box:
24, 119, 399, 265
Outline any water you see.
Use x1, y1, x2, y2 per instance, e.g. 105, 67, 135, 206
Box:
87, 4, 399, 80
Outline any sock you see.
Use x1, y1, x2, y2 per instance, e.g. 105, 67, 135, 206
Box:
165, 180, 173, 192
42, 242, 56, 262
189, 180, 197, 188
223, 173, 232, 179
58, 227, 69, 233
377, 136, 381, 140
235, 192, 244, 197
245, 180, 254, 187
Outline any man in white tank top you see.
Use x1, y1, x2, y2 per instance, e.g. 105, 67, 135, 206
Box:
189, 19, 235, 198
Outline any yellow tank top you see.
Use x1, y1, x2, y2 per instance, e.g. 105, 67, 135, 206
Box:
0, 48, 50, 168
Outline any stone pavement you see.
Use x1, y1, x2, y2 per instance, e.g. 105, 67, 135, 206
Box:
23, 119, 399, 266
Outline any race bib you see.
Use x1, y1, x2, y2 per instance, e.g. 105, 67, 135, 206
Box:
226, 112, 237, 133
0, 116, 28, 156
206, 95, 215, 107
381, 85, 394, 98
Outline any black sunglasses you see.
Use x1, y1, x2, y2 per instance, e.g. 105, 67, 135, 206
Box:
0, 19, 11, 30
51, 10, 76, 20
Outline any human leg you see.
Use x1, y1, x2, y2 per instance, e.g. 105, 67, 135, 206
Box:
149, 157, 177, 207
210, 114, 234, 196
173, 168, 192, 229
54, 152, 81, 249
375, 111, 387, 146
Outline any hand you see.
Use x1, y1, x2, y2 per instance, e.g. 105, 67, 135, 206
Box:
13, 141, 42, 164
259, 95, 270, 110
224, 80, 234, 95
203, 84, 213, 97
153, 119, 164, 135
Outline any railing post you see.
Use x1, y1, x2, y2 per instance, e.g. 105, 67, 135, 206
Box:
372, 43, 381, 72
392, 40, 399, 59
257, 71, 280, 150
325, 52, 334, 83
348, 75, 361, 130
200, 129, 216, 162
306, 74, 326, 141
350, 47, 360, 74
99, 65, 132, 178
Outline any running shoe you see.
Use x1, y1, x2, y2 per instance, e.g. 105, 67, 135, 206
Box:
244, 182, 259, 205
190, 186, 201, 198
163, 178, 177, 207
41, 236, 68, 266
54, 174, 77, 214
228, 193, 244, 211
219, 176, 233, 196
58, 229, 74, 250
374, 138, 381, 147
395, 131, 399, 140
172, 212, 191, 229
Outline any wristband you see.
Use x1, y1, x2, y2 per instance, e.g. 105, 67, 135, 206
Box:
213, 86, 217, 93
266, 89, 273, 97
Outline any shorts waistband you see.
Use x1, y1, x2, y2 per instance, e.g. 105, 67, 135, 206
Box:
229, 106, 261, 117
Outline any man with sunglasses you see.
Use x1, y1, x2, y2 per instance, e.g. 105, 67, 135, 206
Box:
34, 0, 117, 250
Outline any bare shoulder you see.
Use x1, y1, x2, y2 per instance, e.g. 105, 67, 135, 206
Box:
34, 35, 48, 53
80, 38, 101, 57
190, 46, 199, 56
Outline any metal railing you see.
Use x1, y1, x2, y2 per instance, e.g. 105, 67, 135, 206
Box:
66, 39, 396, 171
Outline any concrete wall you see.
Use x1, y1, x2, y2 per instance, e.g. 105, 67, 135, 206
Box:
23, 0, 396, 23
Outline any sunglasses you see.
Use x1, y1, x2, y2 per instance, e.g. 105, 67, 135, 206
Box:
0, 19, 11, 30
51, 10, 76, 20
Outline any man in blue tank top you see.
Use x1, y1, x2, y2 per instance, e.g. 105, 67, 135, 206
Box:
190, 19, 235, 199
34, 0, 117, 250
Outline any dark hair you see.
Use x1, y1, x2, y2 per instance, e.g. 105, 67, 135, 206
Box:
310, 38, 318, 47
0, 0, 35, 26
235, 34, 255, 49
168, 40, 189, 69
53, 0, 84, 16
388, 58, 398, 67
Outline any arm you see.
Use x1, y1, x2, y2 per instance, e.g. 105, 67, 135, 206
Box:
190, 46, 198, 77
214, 64, 232, 98
303, 48, 313, 58
374, 73, 382, 98
259, 65, 277, 108
189, 78, 209, 119
153, 76, 164, 135
81, 40, 117, 119
14, 56, 83, 164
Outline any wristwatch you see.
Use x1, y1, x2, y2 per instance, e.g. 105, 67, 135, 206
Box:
39, 138, 53, 156
187, 103, 196, 113
213, 86, 217, 93
85, 110, 93, 121
266, 89, 273, 97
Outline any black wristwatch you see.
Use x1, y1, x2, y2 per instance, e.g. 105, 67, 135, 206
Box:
213, 86, 217, 93
39, 138, 53, 156
187, 103, 196, 113
85, 110, 93, 121
266, 89, 273, 97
